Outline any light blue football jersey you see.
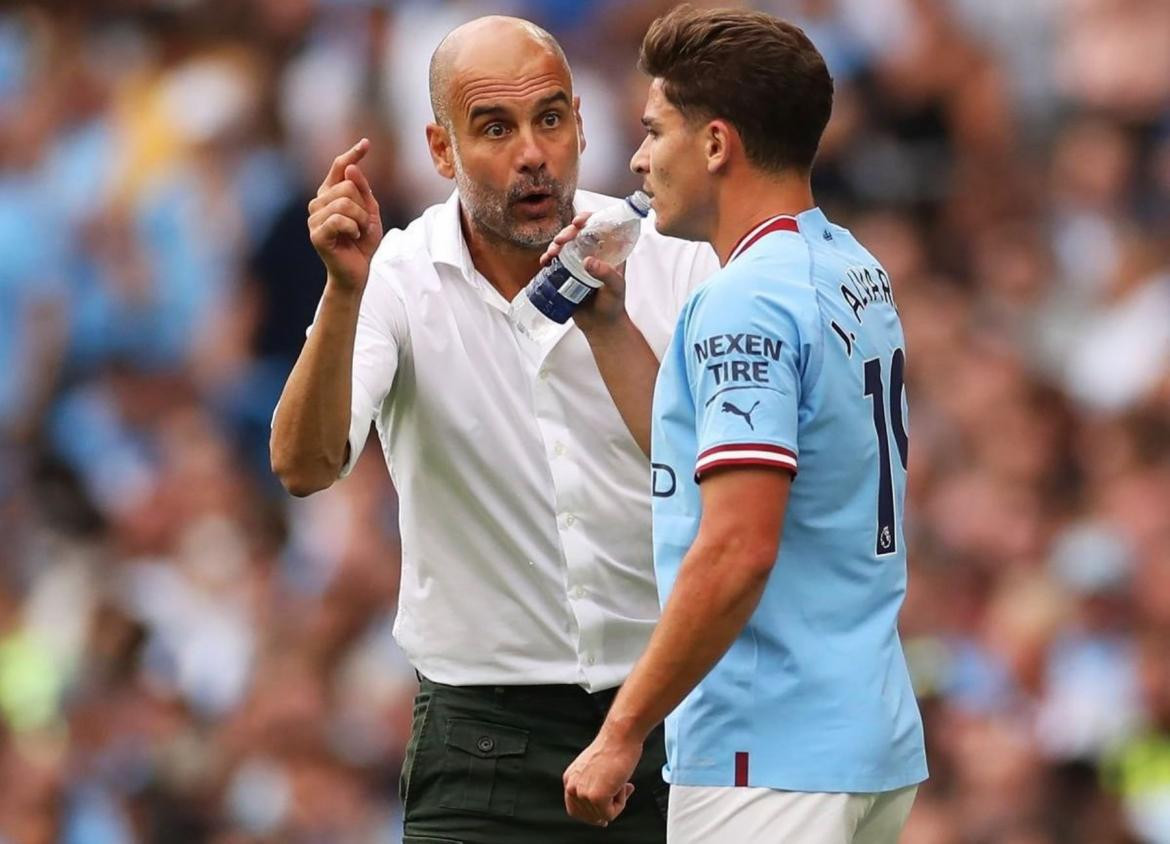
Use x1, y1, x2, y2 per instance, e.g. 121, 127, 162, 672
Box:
650, 208, 928, 793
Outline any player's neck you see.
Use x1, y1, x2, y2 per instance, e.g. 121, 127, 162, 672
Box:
461, 210, 543, 301
710, 171, 815, 265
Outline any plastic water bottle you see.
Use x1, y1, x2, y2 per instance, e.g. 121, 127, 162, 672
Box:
512, 191, 652, 340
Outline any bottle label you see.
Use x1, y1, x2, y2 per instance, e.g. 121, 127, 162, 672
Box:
526, 257, 589, 323
559, 276, 594, 304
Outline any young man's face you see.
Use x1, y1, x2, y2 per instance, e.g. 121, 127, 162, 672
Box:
432, 46, 583, 251
630, 78, 714, 243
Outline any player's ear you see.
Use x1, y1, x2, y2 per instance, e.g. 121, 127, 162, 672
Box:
574, 95, 587, 154
426, 122, 455, 180
705, 119, 732, 174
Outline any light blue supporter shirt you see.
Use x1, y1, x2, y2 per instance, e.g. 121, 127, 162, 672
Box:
650, 208, 928, 793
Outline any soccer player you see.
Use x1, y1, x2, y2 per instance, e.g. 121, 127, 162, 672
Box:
270, 15, 718, 844
551, 7, 928, 841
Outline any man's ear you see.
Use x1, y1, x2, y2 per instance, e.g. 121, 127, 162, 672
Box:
574, 95, 587, 154
426, 123, 455, 180
705, 119, 733, 174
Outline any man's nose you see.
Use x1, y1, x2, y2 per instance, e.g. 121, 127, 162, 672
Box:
516, 126, 547, 174
630, 137, 650, 175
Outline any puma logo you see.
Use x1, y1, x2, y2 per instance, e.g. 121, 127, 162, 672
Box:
721, 400, 760, 430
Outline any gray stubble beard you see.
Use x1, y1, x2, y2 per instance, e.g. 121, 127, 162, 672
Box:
452, 149, 577, 252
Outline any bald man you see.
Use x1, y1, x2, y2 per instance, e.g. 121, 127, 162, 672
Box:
271, 16, 719, 843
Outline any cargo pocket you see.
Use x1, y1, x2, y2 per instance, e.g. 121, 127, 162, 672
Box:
399, 687, 433, 810
438, 718, 529, 817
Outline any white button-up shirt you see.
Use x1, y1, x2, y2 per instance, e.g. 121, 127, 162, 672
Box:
332, 189, 718, 690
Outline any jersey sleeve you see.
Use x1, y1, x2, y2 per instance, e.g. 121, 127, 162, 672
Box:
684, 270, 813, 481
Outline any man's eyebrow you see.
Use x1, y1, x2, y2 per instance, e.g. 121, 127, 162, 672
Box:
468, 103, 511, 122
641, 115, 658, 128
534, 91, 571, 111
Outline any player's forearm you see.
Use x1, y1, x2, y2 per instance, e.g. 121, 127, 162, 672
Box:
270, 279, 362, 495
580, 315, 657, 457
601, 531, 774, 744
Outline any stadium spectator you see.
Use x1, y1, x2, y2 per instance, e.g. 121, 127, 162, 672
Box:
0, 1, 1167, 841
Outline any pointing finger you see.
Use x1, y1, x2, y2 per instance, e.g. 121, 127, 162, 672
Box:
320, 138, 369, 191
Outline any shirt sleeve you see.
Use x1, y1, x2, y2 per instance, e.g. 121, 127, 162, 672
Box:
338, 259, 408, 477
684, 272, 812, 481
282, 257, 407, 479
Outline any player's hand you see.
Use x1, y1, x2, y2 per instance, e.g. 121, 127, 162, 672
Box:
563, 731, 641, 827
308, 138, 384, 294
540, 213, 629, 335
540, 211, 592, 267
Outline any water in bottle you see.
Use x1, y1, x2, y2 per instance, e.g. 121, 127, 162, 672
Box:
511, 191, 651, 342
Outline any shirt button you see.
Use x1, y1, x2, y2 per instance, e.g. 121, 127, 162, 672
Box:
586, 655, 596, 666
539, 368, 550, 380
554, 442, 566, 456
564, 513, 577, 527
571, 586, 586, 600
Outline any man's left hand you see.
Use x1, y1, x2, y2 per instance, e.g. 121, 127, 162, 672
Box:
563, 731, 643, 826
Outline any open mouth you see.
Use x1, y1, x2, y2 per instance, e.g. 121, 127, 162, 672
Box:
515, 191, 555, 211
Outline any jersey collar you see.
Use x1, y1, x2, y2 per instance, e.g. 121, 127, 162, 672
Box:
728, 215, 800, 263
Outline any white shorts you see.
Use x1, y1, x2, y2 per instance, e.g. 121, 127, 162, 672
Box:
667, 784, 918, 843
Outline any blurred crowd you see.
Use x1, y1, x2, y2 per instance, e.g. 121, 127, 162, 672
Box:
0, 0, 1168, 841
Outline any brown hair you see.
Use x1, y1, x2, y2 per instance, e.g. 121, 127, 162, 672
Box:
639, 5, 833, 173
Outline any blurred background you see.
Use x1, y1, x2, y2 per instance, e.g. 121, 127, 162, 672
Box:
1, 0, 1169, 841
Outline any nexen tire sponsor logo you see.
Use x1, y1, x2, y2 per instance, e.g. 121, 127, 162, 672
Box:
694, 333, 783, 387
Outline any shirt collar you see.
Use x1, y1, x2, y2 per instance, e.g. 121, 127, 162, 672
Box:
431, 190, 475, 280
728, 215, 799, 263
726, 207, 831, 262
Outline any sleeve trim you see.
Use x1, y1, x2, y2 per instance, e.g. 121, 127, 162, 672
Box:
694, 443, 798, 480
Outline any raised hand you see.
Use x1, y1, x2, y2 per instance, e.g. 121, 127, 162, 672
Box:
308, 138, 384, 293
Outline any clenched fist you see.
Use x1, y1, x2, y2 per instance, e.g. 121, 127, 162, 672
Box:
308, 138, 383, 293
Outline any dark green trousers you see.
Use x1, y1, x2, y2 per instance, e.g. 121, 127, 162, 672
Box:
400, 675, 668, 844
